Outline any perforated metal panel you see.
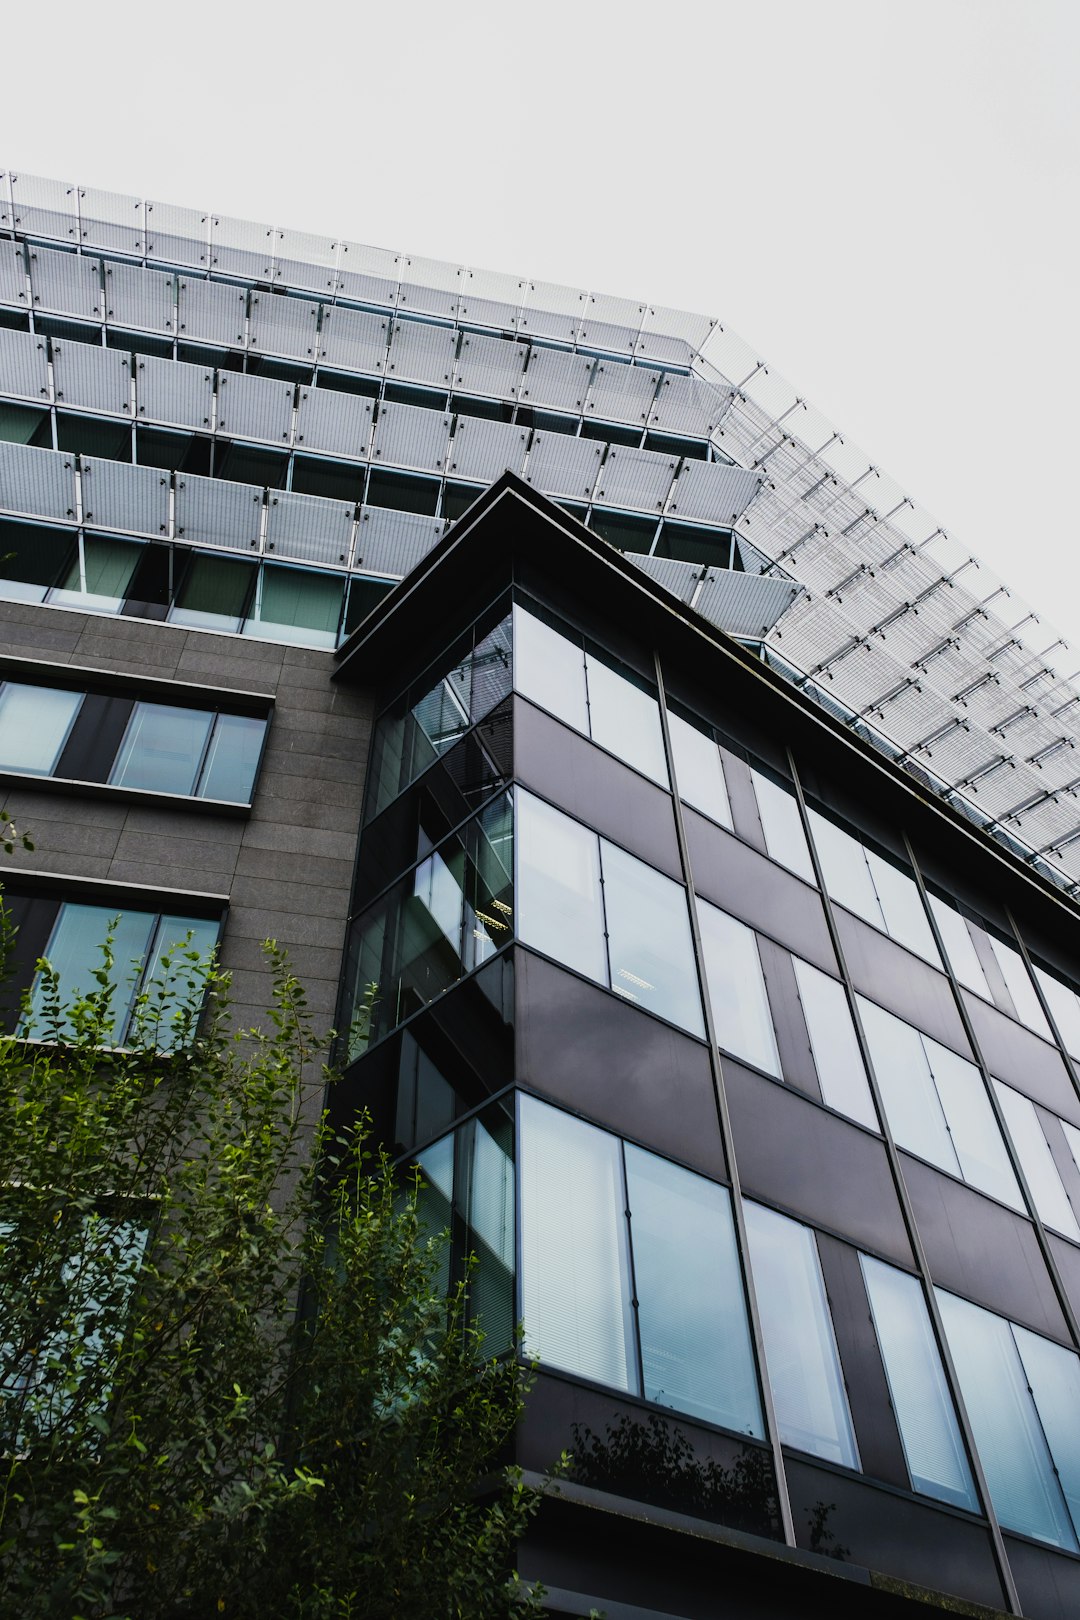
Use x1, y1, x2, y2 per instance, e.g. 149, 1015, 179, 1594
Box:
272, 227, 337, 293
592, 445, 678, 513
637, 305, 717, 365
668, 460, 761, 524
144, 201, 209, 268
175, 472, 261, 550
52, 339, 131, 416
104, 261, 175, 334
0, 328, 48, 401
585, 361, 659, 427
385, 319, 456, 390
29, 246, 101, 320
209, 214, 275, 280
9, 172, 77, 242
295, 386, 372, 460
176, 278, 247, 347
578, 291, 646, 355
80, 458, 169, 537
625, 553, 699, 604
216, 371, 294, 444
524, 433, 603, 502
78, 186, 143, 255
693, 571, 802, 638
334, 240, 399, 306
354, 505, 444, 577
648, 372, 727, 438
517, 346, 593, 413
265, 489, 354, 566
456, 265, 527, 331
136, 355, 214, 431
446, 418, 529, 484
0, 241, 27, 309
370, 401, 451, 474
248, 292, 320, 361
452, 331, 525, 400
397, 255, 464, 319
519, 280, 588, 344
0, 441, 77, 522
316, 305, 389, 374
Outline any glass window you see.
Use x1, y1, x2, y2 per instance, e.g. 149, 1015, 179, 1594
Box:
860, 1256, 977, 1510
1033, 964, 1080, 1062
938, 1290, 1079, 1550
987, 934, 1054, 1040
992, 1081, 1080, 1241
858, 997, 1022, 1208
0, 682, 81, 775
169, 553, 255, 632
50, 536, 142, 613
244, 564, 344, 649
744, 1202, 858, 1468
668, 711, 732, 829
698, 900, 780, 1076
197, 712, 265, 804
624, 1144, 762, 1435
927, 894, 993, 1000
808, 809, 940, 966
750, 768, 815, 883
111, 703, 214, 795
1012, 1324, 1080, 1540
520, 1094, 637, 1393
865, 850, 940, 963
516, 790, 606, 985
585, 651, 667, 786
791, 958, 877, 1129
513, 603, 588, 733
600, 839, 703, 1035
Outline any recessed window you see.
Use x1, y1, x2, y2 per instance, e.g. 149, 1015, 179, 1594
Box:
0, 682, 82, 775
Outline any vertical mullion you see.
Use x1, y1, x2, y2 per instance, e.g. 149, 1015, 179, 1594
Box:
618, 1138, 646, 1403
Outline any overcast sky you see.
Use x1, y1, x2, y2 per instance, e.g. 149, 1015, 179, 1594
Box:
5, 0, 1078, 659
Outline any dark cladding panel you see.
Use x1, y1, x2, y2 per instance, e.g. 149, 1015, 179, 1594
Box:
902, 1154, 1070, 1342
513, 696, 681, 880
514, 950, 725, 1182
683, 808, 835, 972
815, 1235, 909, 1491
1005, 1532, 1080, 1620
964, 990, 1080, 1122
835, 908, 968, 1054
724, 1060, 912, 1264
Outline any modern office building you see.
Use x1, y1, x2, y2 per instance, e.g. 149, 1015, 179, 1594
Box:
4, 170, 1080, 1619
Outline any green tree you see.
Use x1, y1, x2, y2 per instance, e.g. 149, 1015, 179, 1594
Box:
0, 921, 543, 1619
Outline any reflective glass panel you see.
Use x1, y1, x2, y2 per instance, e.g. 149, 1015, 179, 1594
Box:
993, 1081, 1080, 1240
244, 565, 343, 649
134, 914, 220, 1051
857, 998, 959, 1176
513, 604, 588, 733
866, 851, 940, 965
600, 840, 703, 1035
197, 712, 265, 804
625, 1145, 763, 1435
792, 958, 877, 1129
169, 554, 255, 632
807, 810, 881, 927
585, 652, 668, 786
744, 1202, 858, 1468
860, 1256, 976, 1510
1033, 965, 1080, 1061
51, 536, 141, 613
516, 790, 606, 985
927, 1041, 1022, 1210
0, 682, 81, 775
938, 1290, 1077, 1550
520, 1094, 638, 1394
928, 895, 993, 999
698, 900, 780, 1076
110, 703, 213, 796
1013, 1324, 1080, 1539
668, 712, 732, 828
751, 769, 815, 883
987, 934, 1054, 1040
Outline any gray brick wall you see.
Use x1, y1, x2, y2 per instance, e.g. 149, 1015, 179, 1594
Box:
0, 598, 372, 1041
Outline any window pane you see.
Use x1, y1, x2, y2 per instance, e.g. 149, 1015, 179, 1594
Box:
513, 604, 588, 733
0, 682, 81, 775
23, 905, 157, 1042
1033, 965, 1080, 1061
579, 652, 665, 786
792, 958, 877, 1129
134, 914, 219, 1049
866, 852, 940, 965
600, 840, 703, 1036
170, 554, 255, 632
938, 1290, 1077, 1550
993, 1082, 1080, 1240
928, 895, 993, 999
520, 1095, 638, 1394
698, 900, 779, 1076
744, 1202, 858, 1468
624, 1145, 763, 1435
1014, 1325, 1080, 1540
516, 790, 606, 985
857, 998, 960, 1177
463, 1116, 516, 1355
860, 1256, 977, 1510
987, 934, 1053, 1040
926, 1040, 1022, 1210
52, 536, 141, 612
110, 703, 213, 796
245, 565, 343, 648
751, 769, 815, 883
668, 712, 732, 828
198, 712, 265, 803
807, 810, 881, 928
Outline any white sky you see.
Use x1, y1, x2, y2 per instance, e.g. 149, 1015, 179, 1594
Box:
4, 0, 1078, 656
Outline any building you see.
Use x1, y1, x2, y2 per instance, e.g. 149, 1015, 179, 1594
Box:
3, 169, 1080, 1618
